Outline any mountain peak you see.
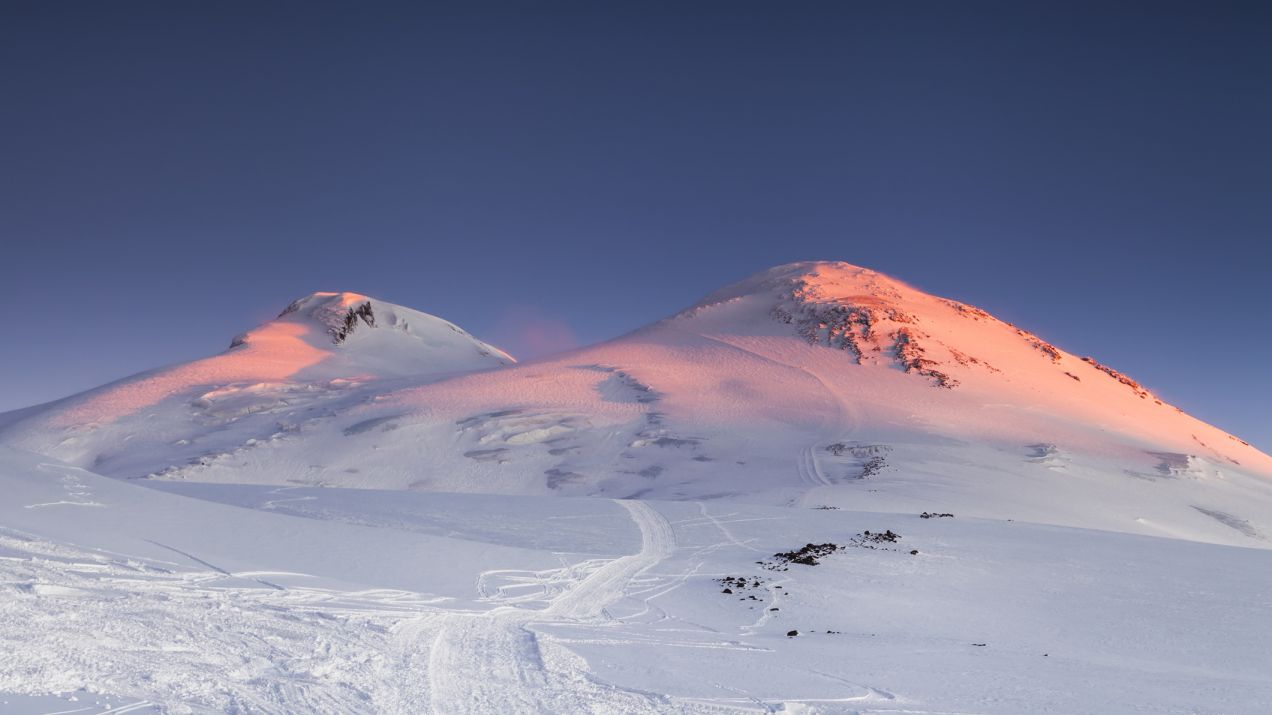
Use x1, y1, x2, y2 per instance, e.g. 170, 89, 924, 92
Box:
227, 292, 514, 365
6, 292, 513, 437
677, 260, 1151, 395
686, 261, 910, 314
270, 291, 382, 345
4, 263, 1270, 539
278, 291, 373, 316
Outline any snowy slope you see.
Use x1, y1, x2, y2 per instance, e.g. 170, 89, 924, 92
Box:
4, 262, 1272, 713
0, 292, 512, 477
8, 262, 1263, 547
2, 448, 1270, 713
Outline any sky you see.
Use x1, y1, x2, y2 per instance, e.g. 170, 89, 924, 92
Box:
1, 1, 1269, 450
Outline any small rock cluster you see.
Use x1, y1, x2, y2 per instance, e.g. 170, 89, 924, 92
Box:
762, 542, 844, 570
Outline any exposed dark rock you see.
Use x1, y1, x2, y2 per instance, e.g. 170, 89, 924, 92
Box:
770, 543, 843, 567
330, 302, 376, 344
895, 328, 958, 388
858, 529, 900, 544
1081, 357, 1152, 399
859, 456, 887, 478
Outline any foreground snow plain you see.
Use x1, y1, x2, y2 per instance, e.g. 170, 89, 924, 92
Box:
3, 447, 1270, 714
3, 263, 1271, 713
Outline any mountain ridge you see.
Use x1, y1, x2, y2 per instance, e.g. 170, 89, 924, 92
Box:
2, 261, 1269, 550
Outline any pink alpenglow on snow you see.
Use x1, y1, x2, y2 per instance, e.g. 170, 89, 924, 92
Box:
4, 262, 1272, 714
8, 291, 512, 467
3, 261, 1268, 549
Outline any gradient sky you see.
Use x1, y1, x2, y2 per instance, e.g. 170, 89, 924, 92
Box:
2, 2, 1269, 450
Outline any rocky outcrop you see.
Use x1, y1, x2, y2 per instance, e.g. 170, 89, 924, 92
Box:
329, 302, 376, 344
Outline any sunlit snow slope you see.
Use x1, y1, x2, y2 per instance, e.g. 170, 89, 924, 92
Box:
5, 262, 1272, 714
0, 291, 511, 478
4, 263, 1270, 546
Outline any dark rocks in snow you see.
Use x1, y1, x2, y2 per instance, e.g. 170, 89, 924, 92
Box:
826, 442, 890, 458
1021, 333, 1062, 363
758, 531, 907, 571
330, 302, 376, 344
769, 543, 843, 568
859, 529, 900, 544
944, 300, 992, 321
825, 443, 891, 479
947, 347, 1001, 374
894, 329, 959, 389
842, 530, 904, 551
919, 512, 954, 519
717, 576, 764, 592
786, 630, 799, 637
859, 456, 887, 478
1081, 356, 1152, 399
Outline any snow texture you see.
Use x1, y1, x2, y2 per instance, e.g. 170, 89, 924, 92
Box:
2, 262, 1270, 713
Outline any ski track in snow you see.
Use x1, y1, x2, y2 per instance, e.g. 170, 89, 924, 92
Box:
1, 501, 678, 714
1, 491, 892, 714
798, 366, 865, 495
397, 500, 677, 714
695, 333, 860, 495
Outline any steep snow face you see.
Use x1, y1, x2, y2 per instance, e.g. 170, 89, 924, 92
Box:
0, 292, 512, 470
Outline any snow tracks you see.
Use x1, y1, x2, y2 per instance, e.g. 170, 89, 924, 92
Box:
389, 500, 677, 714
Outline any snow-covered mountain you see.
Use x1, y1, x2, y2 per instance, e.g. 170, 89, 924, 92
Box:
4, 262, 1271, 714
3, 262, 1269, 546
0, 291, 511, 477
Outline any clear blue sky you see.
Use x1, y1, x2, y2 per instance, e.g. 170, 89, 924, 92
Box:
2, 2, 1269, 450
